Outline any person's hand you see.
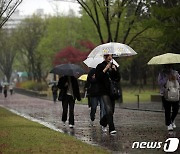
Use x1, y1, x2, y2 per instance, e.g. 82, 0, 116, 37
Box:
112, 64, 117, 71
92, 74, 95, 79
103, 62, 111, 73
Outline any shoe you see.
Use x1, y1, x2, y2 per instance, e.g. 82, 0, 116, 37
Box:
110, 130, 117, 135
69, 124, 74, 128
172, 122, 176, 128
102, 126, 107, 132
167, 124, 173, 131
90, 121, 94, 126
63, 121, 66, 126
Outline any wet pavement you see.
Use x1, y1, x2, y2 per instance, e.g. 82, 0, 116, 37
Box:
0, 93, 180, 154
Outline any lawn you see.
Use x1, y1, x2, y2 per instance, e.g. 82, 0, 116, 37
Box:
79, 88, 159, 104
0, 107, 109, 154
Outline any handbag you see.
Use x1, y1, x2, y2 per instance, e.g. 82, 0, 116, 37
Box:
109, 78, 121, 99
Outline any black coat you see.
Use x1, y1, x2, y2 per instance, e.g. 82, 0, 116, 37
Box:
57, 76, 81, 101
87, 68, 101, 97
95, 61, 120, 95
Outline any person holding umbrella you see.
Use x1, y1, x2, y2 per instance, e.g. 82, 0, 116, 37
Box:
95, 54, 120, 135
57, 76, 81, 128
158, 64, 180, 131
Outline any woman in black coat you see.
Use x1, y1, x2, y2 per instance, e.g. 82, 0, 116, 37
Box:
57, 76, 81, 128
95, 54, 120, 134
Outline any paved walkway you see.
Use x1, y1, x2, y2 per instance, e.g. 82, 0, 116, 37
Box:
0, 93, 180, 154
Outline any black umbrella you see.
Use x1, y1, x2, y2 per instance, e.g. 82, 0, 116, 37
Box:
50, 64, 85, 78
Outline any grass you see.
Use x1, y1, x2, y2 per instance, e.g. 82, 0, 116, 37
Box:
78, 88, 159, 105
122, 88, 159, 103
0, 107, 109, 154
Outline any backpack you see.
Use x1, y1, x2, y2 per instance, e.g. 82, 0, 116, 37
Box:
164, 79, 180, 102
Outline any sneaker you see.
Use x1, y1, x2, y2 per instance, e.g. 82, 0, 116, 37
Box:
90, 121, 94, 126
167, 124, 173, 131
69, 124, 74, 128
102, 126, 107, 132
63, 121, 66, 126
110, 130, 117, 135
172, 122, 176, 128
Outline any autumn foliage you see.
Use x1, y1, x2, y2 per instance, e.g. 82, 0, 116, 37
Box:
53, 40, 95, 66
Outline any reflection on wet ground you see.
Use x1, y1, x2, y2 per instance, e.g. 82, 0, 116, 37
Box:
0, 94, 180, 153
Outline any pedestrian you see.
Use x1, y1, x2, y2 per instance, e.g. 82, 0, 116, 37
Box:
158, 64, 180, 131
0, 84, 2, 94
9, 83, 14, 95
84, 80, 91, 109
95, 54, 120, 135
87, 68, 105, 126
57, 76, 81, 128
3, 85, 8, 98
51, 83, 58, 103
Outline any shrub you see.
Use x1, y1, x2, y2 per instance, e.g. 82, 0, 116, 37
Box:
17, 81, 48, 91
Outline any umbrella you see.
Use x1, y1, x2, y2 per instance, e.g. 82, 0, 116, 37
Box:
50, 64, 85, 78
78, 74, 88, 81
88, 42, 137, 58
148, 53, 180, 65
83, 57, 119, 68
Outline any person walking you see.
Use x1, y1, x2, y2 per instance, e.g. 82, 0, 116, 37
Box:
9, 84, 14, 95
51, 83, 58, 103
158, 64, 180, 131
95, 54, 120, 135
87, 68, 105, 126
3, 85, 8, 98
57, 76, 81, 128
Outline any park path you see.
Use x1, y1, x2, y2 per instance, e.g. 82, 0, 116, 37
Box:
0, 93, 180, 153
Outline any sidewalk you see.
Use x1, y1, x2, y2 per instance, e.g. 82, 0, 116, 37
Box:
0, 94, 179, 153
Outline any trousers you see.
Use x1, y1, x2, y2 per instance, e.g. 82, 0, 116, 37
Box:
62, 95, 75, 125
162, 96, 179, 126
90, 96, 105, 121
100, 95, 115, 132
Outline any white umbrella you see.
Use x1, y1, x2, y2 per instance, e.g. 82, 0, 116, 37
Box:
83, 57, 119, 68
88, 42, 137, 58
148, 53, 180, 65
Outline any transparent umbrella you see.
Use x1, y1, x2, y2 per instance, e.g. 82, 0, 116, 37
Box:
83, 57, 119, 68
88, 42, 137, 58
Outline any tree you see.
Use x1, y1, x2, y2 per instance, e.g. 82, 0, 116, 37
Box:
0, 0, 23, 28
53, 46, 89, 65
77, 0, 150, 45
53, 40, 95, 65
0, 29, 17, 82
150, 0, 180, 54
15, 15, 47, 81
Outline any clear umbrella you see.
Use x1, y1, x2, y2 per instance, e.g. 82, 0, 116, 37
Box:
83, 57, 119, 68
88, 42, 137, 58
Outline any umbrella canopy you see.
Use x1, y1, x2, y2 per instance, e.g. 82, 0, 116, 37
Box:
78, 74, 88, 81
148, 53, 180, 65
88, 42, 137, 58
83, 57, 119, 68
50, 64, 85, 78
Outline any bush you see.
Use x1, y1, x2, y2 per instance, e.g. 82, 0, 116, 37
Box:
17, 81, 48, 91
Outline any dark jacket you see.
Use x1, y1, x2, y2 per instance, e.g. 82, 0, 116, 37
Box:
57, 76, 81, 101
95, 61, 120, 95
87, 68, 101, 97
